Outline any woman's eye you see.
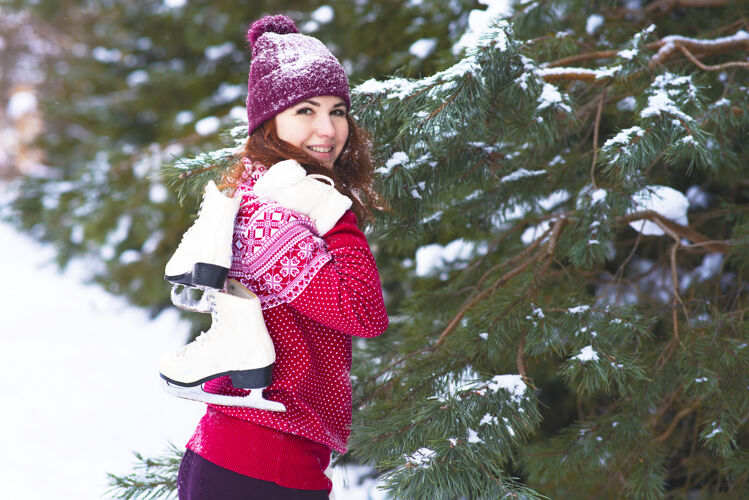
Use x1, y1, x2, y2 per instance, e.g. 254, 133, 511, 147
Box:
331, 109, 346, 117
295, 107, 313, 115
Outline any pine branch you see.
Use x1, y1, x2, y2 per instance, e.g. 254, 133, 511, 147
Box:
650, 30, 749, 68
427, 75, 472, 121
364, 215, 571, 408
435, 241, 545, 347
666, 238, 688, 346
539, 67, 605, 83
518, 217, 568, 381
603, 1, 746, 21
590, 89, 607, 189
655, 399, 702, 443
369, 246, 543, 387
177, 164, 218, 179
543, 29, 749, 73
516, 327, 528, 380
678, 45, 749, 71
475, 214, 561, 290
646, 0, 739, 15
364, 248, 552, 404
544, 51, 620, 69
646, 216, 691, 346
616, 211, 733, 254
105, 443, 183, 500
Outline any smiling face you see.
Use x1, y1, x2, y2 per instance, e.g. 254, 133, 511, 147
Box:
274, 96, 349, 169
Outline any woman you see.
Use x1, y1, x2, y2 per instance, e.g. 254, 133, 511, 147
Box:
176, 14, 389, 500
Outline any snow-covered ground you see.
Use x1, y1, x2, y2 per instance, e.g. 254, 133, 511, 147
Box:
0, 220, 385, 499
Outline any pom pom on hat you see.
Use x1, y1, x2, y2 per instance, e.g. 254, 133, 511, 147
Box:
246, 14, 299, 49
245, 14, 350, 136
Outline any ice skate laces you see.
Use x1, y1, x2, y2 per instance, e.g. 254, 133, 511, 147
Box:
175, 199, 205, 247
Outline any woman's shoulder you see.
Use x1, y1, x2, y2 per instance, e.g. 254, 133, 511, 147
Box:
235, 190, 317, 239
238, 197, 315, 230
233, 196, 324, 267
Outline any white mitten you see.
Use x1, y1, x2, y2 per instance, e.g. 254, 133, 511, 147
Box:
254, 159, 353, 235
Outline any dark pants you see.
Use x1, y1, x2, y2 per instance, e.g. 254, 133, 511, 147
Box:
177, 449, 330, 500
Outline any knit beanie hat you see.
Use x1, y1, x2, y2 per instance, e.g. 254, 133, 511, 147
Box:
246, 15, 351, 135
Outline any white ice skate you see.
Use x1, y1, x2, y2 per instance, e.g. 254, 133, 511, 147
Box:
165, 180, 241, 311
159, 279, 285, 411
253, 160, 352, 235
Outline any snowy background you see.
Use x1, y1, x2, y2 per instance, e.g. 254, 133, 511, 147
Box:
0, 208, 384, 499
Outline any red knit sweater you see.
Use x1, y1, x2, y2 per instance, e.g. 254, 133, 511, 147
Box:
186, 160, 389, 491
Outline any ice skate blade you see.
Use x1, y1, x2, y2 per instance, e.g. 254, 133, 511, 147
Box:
160, 363, 274, 388
160, 379, 286, 411
164, 270, 192, 286
165, 263, 228, 289
170, 284, 213, 313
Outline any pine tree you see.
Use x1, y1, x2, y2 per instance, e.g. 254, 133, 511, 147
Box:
346, 1, 748, 498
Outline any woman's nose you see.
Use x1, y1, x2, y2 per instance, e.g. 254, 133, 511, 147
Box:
314, 115, 335, 137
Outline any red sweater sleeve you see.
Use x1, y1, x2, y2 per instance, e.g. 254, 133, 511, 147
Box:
288, 211, 389, 338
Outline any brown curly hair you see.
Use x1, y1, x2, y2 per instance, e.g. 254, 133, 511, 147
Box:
223, 114, 382, 226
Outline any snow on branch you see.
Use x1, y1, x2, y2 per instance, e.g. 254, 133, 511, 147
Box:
536, 82, 572, 112
640, 72, 698, 123
468, 374, 528, 404
616, 210, 732, 254
650, 30, 749, 67
543, 29, 749, 73
516, 56, 575, 112
353, 22, 513, 101
538, 65, 621, 83
603, 126, 646, 152
627, 186, 689, 236
571, 345, 599, 363
403, 447, 437, 469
